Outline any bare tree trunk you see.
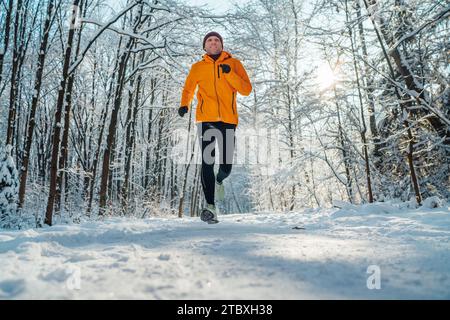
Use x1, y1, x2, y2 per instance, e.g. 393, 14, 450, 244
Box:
334, 92, 354, 203
160, 128, 168, 204
98, 1, 146, 212
287, 89, 296, 210
0, 0, 14, 86
190, 163, 200, 217
355, 0, 381, 159
86, 37, 122, 216
56, 0, 86, 214
6, 0, 23, 146
154, 110, 164, 198
345, 0, 374, 203
99, 44, 132, 213
229, 180, 242, 213
14, 0, 40, 168
145, 78, 156, 188
309, 155, 320, 207
45, 0, 80, 226
7, 0, 39, 166
122, 67, 141, 208
178, 105, 195, 218
83, 54, 97, 210
36, 108, 51, 186
156, 78, 169, 200
18, 0, 56, 208
121, 73, 135, 208
194, 166, 202, 216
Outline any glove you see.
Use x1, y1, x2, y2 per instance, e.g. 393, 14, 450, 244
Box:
178, 106, 188, 117
220, 64, 231, 74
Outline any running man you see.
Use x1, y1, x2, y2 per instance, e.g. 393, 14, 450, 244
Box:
178, 31, 252, 223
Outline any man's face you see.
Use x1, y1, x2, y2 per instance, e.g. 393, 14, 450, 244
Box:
204, 36, 222, 55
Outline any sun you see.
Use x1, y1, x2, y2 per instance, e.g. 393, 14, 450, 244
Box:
317, 63, 338, 90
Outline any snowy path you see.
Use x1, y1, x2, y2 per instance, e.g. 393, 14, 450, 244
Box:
1, 203, 449, 299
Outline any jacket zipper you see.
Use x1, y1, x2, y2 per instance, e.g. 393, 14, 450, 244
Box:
231, 92, 235, 114
213, 61, 221, 119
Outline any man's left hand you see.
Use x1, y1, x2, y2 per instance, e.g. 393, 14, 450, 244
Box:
220, 64, 231, 74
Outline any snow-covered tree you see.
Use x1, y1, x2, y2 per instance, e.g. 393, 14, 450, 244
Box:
0, 145, 19, 229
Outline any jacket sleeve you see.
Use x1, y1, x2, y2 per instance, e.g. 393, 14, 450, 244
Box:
180, 66, 198, 110
224, 60, 252, 96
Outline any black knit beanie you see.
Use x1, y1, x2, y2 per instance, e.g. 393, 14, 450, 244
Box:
203, 31, 223, 49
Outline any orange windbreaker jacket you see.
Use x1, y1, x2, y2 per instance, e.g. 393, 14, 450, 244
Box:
180, 50, 252, 126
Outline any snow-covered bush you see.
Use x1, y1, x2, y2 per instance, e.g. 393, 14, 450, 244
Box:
422, 196, 444, 209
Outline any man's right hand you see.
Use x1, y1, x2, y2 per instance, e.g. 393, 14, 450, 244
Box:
178, 106, 188, 117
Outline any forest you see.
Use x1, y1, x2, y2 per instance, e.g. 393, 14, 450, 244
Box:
0, 0, 448, 228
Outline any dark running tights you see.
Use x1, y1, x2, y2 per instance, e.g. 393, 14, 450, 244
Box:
198, 121, 236, 205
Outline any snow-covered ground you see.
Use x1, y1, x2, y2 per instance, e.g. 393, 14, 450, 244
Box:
1, 200, 449, 299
